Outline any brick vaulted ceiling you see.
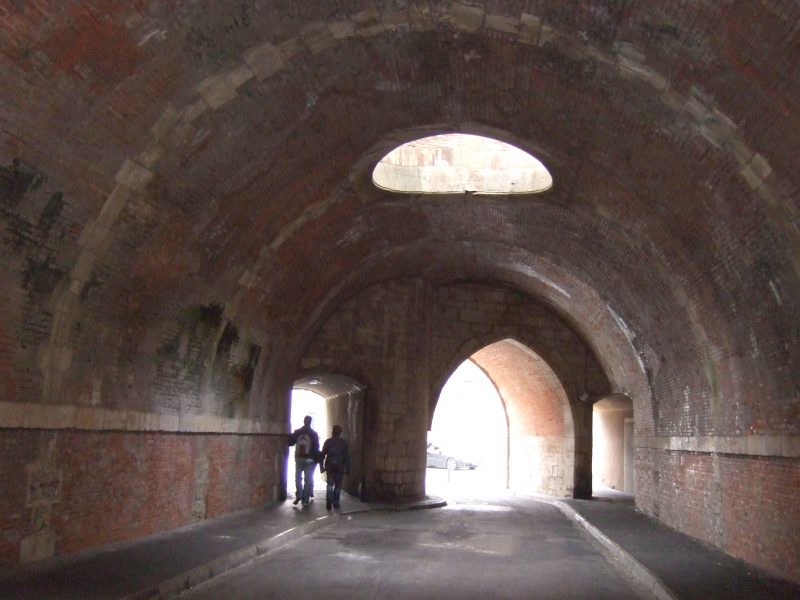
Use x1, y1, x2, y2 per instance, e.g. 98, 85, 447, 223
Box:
1, 1, 798, 435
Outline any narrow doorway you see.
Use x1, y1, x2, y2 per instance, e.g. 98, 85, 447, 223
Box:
291, 375, 366, 500
592, 395, 634, 495
289, 388, 328, 497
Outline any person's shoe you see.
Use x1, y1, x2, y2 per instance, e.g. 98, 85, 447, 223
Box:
292, 497, 301, 505
333, 503, 340, 509
302, 500, 310, 506
326, 500, 332, 510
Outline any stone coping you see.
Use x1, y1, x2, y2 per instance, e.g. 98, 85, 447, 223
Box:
636, 435, 800, 458
0, 401, 283, 435
1, 401, 797, 458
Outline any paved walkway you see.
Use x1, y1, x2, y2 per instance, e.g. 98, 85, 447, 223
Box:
562, 490, 799, 600
0, 486, 797, 599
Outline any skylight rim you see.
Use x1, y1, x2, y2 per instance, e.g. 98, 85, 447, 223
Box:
371, 133, 553, 195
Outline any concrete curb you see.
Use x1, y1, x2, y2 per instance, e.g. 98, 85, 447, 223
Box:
122, 496, 446, 600
352, 496, 447, 513
547, 499, 680, 600
122, 514, 334, 600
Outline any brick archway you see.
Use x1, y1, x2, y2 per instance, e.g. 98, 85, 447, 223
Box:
434, 338, 577, 497
1, 1, 797, 582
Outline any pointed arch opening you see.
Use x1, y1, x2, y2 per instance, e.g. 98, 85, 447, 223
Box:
427, 359, 509, 495
429, 338, 576, 498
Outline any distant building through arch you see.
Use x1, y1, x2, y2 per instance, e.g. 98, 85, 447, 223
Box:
372, 133, 553, 194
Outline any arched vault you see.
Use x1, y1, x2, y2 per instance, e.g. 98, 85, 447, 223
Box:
0, 1, 797, 583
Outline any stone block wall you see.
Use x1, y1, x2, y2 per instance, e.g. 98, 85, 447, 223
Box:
428, 283, 606, 498
302, 279, 432, 500
510, 435, 574, 496
429, 284, 608, 403
302, 278, 608, 500
326, 387, 366, 500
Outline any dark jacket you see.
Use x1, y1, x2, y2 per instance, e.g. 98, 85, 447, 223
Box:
288, 425, 320, 461
320, 436, 351, 474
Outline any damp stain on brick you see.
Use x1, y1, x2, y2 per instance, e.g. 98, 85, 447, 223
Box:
37, 192, 65, 233
240, 343, 260, 391
157, 302, 225, 362
185, 0, 258, 64
1, 159, 66, 247
0, 158, 44, 208
195, 302, 224, 330
21, 253, 66, 297
79, 271, 102, 303
151, 303, 262, 417
212, 322, 261, 417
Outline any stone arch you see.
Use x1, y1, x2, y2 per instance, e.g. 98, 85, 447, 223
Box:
0, 1, 794, 581
293, 372, 366, 500
431, 331, 579, 420
431, 335, 582, 497
431, 356, 512, 489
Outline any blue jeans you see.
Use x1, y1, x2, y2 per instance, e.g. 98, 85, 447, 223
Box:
326, 467, 345, 507
295, 458, 316, 504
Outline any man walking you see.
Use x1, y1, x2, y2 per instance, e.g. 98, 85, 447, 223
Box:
319, 425, 351, 510
288, 415, 320, 506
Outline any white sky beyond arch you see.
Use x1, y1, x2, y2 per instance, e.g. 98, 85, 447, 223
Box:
372, 133, 553, 194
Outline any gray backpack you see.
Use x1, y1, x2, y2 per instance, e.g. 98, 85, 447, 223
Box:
295, 432, 312, 458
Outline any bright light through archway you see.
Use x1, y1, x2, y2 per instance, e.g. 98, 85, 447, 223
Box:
372, 133, 553, 194
290, 388, 328, 434
428, 360, 508, 495
289, 388, 328, 497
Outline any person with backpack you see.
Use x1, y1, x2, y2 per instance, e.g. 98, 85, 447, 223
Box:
319, 425, 351, 510
288, 415, 320, 506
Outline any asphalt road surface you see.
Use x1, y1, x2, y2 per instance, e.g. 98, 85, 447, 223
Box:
180, 494, 647, 600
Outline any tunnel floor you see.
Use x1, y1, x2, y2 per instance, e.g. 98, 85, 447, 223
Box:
1, 479, 798, 599
181, 495, 645, 600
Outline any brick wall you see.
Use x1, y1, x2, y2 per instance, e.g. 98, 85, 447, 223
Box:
472, 340, 574, 495
0, 429, 281, 567
634, 447, 800, 583
720, 456, 799, 582
0, 0, 797, 585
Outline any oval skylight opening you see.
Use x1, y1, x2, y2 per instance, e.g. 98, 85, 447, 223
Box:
372, 133, 552, 194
